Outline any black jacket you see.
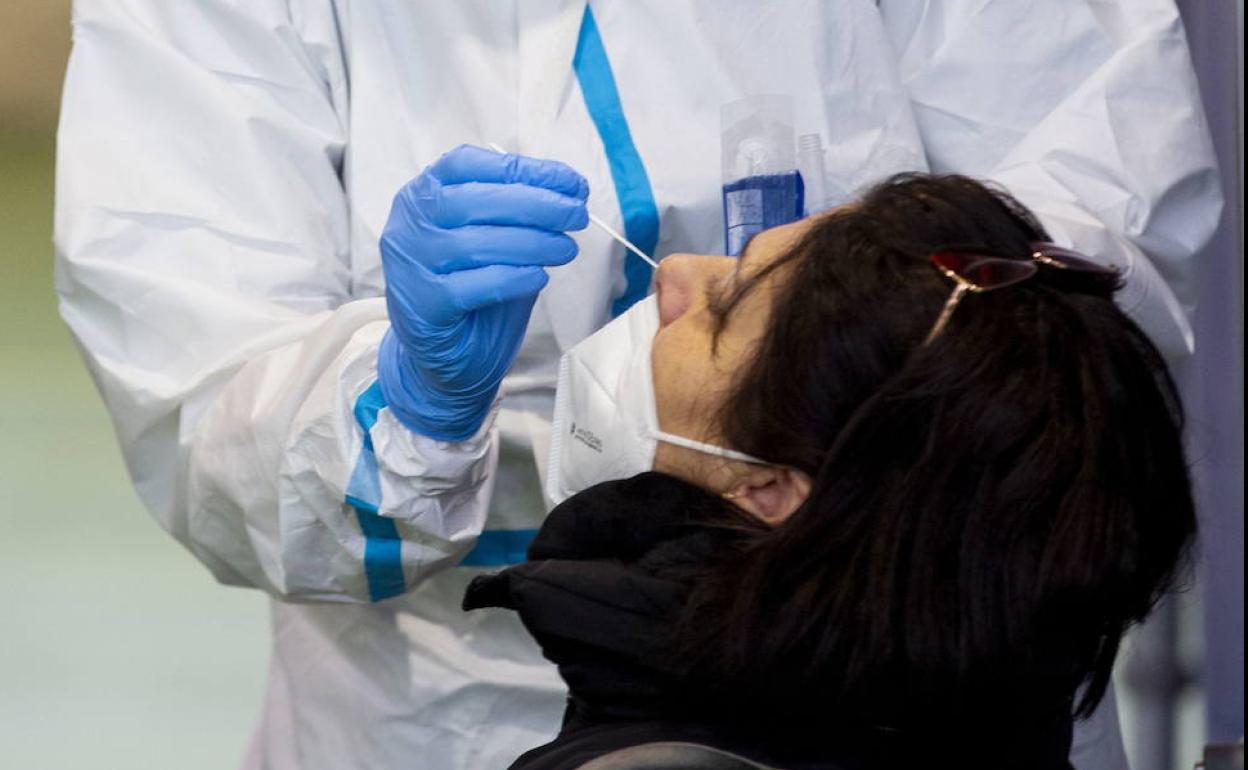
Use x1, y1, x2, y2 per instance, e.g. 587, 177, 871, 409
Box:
464, 473, 1075, 770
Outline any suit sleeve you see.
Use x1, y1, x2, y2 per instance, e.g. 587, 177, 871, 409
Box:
55, 0, 498, 602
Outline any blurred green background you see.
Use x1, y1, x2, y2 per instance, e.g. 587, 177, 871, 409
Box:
0, 4, 269, 769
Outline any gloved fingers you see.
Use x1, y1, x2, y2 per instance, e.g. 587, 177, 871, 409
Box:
440, 264, 551, 314
429, 145, 589, 200
434, 182, 589, 232
432, 227, 579, 272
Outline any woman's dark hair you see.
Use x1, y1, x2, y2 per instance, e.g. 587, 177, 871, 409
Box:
679, 174, 1194, 748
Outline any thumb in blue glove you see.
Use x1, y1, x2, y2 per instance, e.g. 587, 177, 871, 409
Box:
378, 144, 589, 441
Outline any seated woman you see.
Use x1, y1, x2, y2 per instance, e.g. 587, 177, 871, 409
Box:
464, 174, 1194, 770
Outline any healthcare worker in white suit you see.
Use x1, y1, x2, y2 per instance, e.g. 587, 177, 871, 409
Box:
55, 1, 1221, 768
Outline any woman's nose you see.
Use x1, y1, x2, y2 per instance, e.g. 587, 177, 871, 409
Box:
654, 254, 731, 328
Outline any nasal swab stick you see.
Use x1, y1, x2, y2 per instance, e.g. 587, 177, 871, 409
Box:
487, 142, 659, 269
585, 212, 659, 269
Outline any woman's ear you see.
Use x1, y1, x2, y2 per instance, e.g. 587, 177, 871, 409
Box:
723, 466, 812, 524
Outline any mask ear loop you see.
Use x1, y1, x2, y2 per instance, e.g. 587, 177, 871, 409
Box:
651, 430, 770, 465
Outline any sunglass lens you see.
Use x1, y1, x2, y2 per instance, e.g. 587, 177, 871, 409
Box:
965, 258, 1037, 288
932, 251, 1037, 290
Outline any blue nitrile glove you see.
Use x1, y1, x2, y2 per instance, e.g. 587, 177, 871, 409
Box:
377, 144, 589, 441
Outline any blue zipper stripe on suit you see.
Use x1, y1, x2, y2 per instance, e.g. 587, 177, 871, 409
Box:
348, 382, 539, 600
573, 4, 661, 317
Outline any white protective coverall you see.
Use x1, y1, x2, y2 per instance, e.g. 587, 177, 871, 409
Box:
55, 1, 1221, 768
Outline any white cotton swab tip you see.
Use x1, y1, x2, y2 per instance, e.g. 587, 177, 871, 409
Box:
487, 143, 659, 270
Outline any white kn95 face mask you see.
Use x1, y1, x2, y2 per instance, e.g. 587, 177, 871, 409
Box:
546, 293, 766, 506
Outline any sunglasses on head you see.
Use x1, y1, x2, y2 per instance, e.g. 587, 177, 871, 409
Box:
923, 242, 1120, 344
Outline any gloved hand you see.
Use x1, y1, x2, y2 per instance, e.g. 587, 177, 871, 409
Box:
378, 144, 589, 441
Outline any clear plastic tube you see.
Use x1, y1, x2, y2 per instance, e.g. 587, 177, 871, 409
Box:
720, 96, 805, 256
797, 133, 827, 216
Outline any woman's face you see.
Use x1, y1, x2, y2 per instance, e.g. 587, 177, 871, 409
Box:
651, 217, 816, 509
